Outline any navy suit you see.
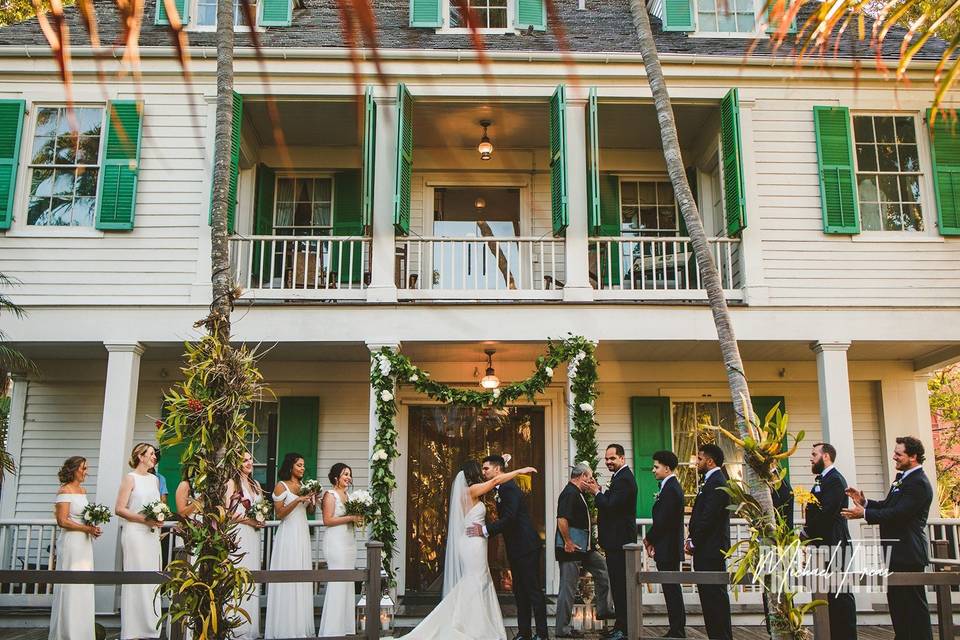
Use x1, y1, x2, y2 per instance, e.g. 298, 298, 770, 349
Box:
688, 468, 732, 640
645, 475, 685, 637
865, 468, 934, 640
595, 465, 638, 633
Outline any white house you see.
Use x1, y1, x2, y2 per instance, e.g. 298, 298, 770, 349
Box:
0, 0, 958, 626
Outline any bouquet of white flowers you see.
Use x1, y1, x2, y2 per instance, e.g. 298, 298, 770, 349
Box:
139, 500, 172, 532
246, 498, 271, 524
343, 489, 377, 527
299, 479, 323, 496
81, 503, 111, 527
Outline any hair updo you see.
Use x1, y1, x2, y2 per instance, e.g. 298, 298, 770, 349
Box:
328, 463, 351, 486
58, 456, 86, 484
129, 443, 155, 469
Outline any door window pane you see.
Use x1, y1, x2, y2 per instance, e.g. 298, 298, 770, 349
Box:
672, 401, 745, 502
273, 176, 335, 234
697, 0, 756, 32
449, 0, 509, 28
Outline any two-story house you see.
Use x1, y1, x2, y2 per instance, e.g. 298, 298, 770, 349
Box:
0, 0, 958, 627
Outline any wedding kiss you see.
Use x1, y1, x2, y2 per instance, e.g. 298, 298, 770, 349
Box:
402, 455, 549, 640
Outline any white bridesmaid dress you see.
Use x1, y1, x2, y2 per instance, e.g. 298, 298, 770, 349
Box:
317, 490, 357, 637
49, 493, 95, 640
234, 481, 263, 639
120, 472, 162, 639
264, 481, 314, 638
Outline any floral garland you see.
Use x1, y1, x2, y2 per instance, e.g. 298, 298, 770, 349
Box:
369, 335, 600, 583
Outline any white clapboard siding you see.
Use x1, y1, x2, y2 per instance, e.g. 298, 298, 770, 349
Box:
851, 381, 885, 499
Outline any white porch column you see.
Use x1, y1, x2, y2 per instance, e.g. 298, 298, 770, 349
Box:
367, 341, 401, 456
811, 341, 860, 488
368, 96, 399, 303
562, 93, 593, 302
0, 374, 28, 519
879, 373, 939, 513
93, 342, 144, 613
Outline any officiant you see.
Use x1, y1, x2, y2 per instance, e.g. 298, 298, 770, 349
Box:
554, 464, 613, 639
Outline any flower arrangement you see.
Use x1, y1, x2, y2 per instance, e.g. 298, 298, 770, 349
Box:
246, 498, 271, 524
139, 500, 172, 532
343, 490, 378, 527
81, 503, 112, 526
793, 486, 820, 510
299, 479, 322, 496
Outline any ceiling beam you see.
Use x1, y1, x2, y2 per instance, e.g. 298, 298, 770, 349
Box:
914, 345, 960, 374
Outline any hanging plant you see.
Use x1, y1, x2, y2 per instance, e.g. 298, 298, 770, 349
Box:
369, 335, 600, 582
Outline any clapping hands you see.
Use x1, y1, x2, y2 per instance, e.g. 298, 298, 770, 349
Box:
840, 487, 866, 520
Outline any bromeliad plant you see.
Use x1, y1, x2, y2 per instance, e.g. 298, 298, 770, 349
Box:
709, 401, 802, 485
370, 335, 600, 583
156, 326, 267, 639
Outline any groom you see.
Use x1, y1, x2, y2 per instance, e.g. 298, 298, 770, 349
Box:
467, 454, 549, 640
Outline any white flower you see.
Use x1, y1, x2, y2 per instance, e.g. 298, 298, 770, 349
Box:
372, 449, 388, 462
544, 366, 554, 378
579, 402, 594, 413
502, 453, 512, 465
492, 389, 501, 399
578, 460, 591, 467
155, 513, 166, 522
576, 351, 586, 362
409, 374, 419, 382
380, 390, 394, 402
256, 513, 265, 523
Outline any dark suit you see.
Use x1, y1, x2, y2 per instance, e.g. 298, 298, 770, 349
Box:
802, 468, 857, 639
865, 468, 934, 640
688, 468, 732, 640
487, 479, 548, 639
595, 465, 638, 633
772, 476, 794, 530
645, 475, 685, 637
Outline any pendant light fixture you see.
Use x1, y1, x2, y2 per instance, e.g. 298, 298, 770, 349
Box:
477, 120, 494, 161
480, 348, 500, 389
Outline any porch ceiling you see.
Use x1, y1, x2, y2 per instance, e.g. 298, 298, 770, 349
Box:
413, 102, 549, 149
243, 101, 361, 148
598, 104, 717, 151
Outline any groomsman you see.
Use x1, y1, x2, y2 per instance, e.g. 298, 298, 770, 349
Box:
643, 451, 686, 639
843, 436, 933, 640
685, 444, 732, 640
584, 444, 638, 640
801, 442, 857, 638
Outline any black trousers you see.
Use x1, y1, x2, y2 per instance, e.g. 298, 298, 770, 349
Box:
827, 591, 858, 640
693, 553, 732, 640
511, 549, 548, 638
655, 558, 686, 636
888, 565, 932, 640
605, 548, 628, 632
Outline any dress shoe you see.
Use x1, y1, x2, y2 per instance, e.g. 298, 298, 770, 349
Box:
512, 634, 529, 640
599, 628, 615, 639
557, 630, 584, 639
531, 635, 550, 640
606, 630, 627, 640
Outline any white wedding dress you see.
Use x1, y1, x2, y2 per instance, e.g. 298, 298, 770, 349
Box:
402, 473, 507, 640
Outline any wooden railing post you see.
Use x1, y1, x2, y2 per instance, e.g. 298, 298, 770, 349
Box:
932, 540, 955, 640
624, 543, 643, 640
366, 540, 384, 640
811, 591, 831, 640
168, 546, 188, 640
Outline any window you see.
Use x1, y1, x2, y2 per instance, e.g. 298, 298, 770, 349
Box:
672, 401, 744, 499
696, 0, 757, 32
27, 106, 103, 227
620, 180, 679, 236
248, 402, 277, 489
274, 176, 334, 235
450, 0, 508, 28
193, 0, 257, 27
852, 114, 924, 232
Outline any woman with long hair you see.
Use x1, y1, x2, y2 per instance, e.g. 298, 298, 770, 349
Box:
49, 456, 101, 640
317, 463, 362, 637
115, 443, 163, 639
226, 452, 265, 639
264, 452, 317, 638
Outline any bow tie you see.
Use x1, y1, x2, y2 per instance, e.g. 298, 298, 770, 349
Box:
895, 472, 904, 481
814, 474, 822, 482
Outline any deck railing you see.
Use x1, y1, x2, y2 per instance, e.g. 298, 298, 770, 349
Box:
229, 235, 371, 300
589, 236, 742, 300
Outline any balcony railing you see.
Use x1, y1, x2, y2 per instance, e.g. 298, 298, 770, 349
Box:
589, 236, 743, 301
230, 235, 371, 300
396, 236, 566, 300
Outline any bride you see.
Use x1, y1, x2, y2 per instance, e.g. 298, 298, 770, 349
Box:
403, 460, 537, 640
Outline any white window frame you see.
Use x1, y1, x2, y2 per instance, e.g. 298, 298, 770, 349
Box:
188, 0, 262, 32
617, 176, 681, 237
272, 172, 336, 234
850, 111, 935, 237
14, 103, 106, 236
438, 0, 516, 34
690, 0, 767, 38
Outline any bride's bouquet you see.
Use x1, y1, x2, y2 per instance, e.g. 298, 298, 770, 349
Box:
299, 479, 323, 496
246, 497, 272, 524
139, 500, 172, 532
81, 503, 111, 527
343, 490, 377, 527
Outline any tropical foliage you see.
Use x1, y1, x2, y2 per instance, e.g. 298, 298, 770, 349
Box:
930, 364, 960, 515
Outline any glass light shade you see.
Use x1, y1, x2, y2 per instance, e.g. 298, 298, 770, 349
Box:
478, 136, 493, 161
480, 372, 500, 389
475, 197, 486, 209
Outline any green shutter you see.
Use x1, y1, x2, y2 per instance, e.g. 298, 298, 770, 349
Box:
278, 397, 319, 517
410, 0, 442, 27
251, 164, 275, 283
0, 100, 25, 231
587, 88, 600, 233
260, 0, 292, 26
516, 0, 546, 30
720, 88, 746, 236
332, 170, 364, 284
813, 106, 860, 234
631, 397, 671, 518
765, 2, 796, 34
210, 92, 243, 234
362, 86, 376, 229
96, 100, 143, 231
156, 403, 184, 512
927, 109, 960, 236
394, 83, 413, 235
155, 0, 189, 25
753, 396, 788, 480
550, 84, 568, 236
596, 174, 622, 287
662, 0, 694, 31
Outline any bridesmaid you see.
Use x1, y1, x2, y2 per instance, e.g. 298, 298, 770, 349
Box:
317, 463, 362, 637
49, 456, 101, 640
264, 453, 317, 638
227, 452, 265, 639
175, 468, 200, 518
115, 443, 163, 640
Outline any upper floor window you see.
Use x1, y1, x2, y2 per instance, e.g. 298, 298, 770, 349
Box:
274, 175, 334, 235
450, 0, 509, 28
620, 180, 679, 236
27, 106, 104, 227
193, 0, 258, 28
852, 114, 924, 232
696, 0, 756, 32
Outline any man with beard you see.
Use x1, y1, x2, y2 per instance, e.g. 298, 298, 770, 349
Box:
801, 442, 857, 638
